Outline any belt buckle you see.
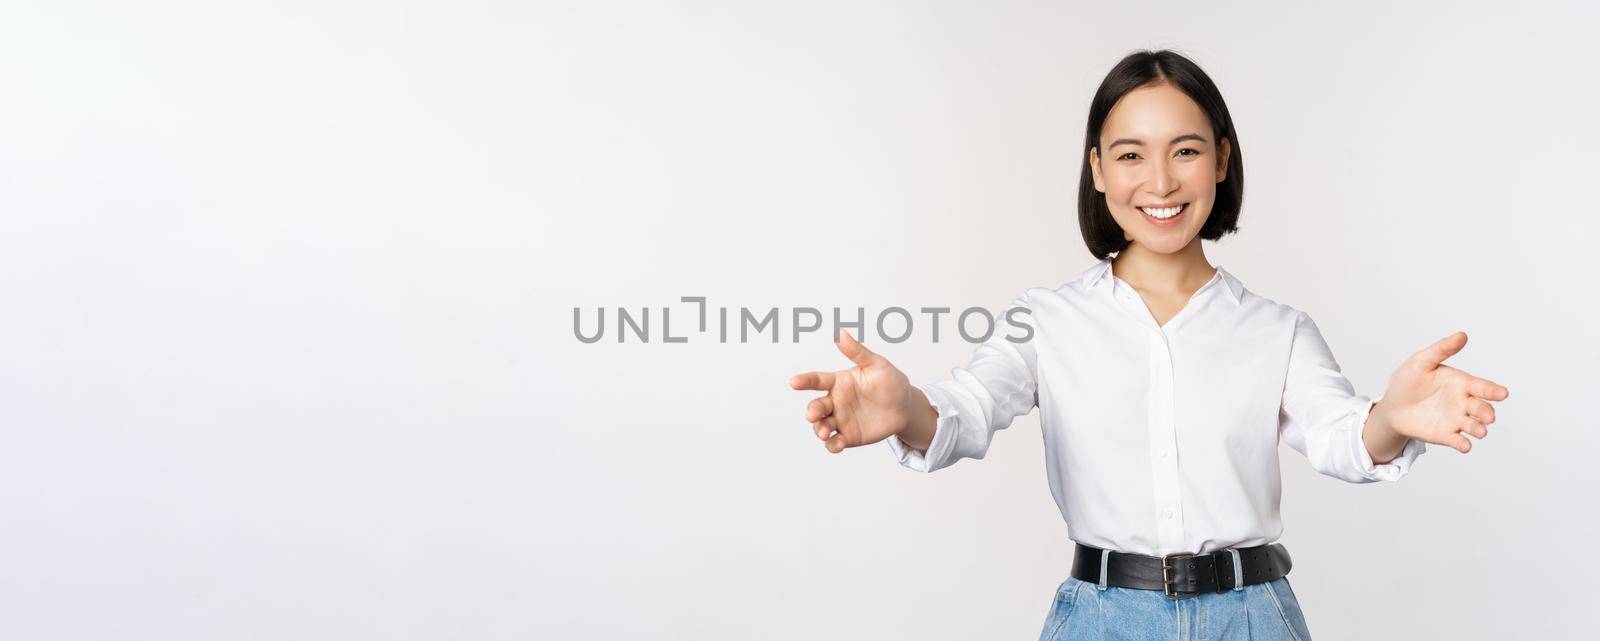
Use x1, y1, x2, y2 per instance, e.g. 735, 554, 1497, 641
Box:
1161, 551, 1200, 600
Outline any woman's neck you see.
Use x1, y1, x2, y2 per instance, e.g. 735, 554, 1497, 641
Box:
1110, 239, 1216, 296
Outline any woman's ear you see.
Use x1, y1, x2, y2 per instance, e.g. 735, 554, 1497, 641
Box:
1215, 137, 1231, 183
1089, 147, 1106, 193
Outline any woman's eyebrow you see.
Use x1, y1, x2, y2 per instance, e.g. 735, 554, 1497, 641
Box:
1107, 133, 1209, 149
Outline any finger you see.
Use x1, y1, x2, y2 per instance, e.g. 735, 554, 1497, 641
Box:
1407, 331, 1467, 371
1465, 376, 1509, 401
806, 395, 834, 423
825, 430, 848, 453
813, 415, 837, 441
789, 371, 836, 391
1444, 431, 1472, 453
836, 330, 880, 368
1458, 417, 1488, 440
1464, 397, 1496, 425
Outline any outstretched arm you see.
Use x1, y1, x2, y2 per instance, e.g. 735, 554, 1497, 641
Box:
788, 331, 926, 454
1279, 313, 1506, 483
789, 295, 1040, 473
1362, 331, 1510, 461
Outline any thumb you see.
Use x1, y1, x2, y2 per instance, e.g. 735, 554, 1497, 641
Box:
835, 330, 880, 368
1408, 331, 1468, 371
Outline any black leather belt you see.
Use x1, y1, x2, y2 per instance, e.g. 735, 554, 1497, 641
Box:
1069, 542, 1292, 600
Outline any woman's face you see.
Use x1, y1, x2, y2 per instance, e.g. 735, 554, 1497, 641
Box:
1090, 82, 1232, 255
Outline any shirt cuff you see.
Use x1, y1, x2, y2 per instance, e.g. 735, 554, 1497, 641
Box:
1350, 394, 1426, 482
885, 382, 962, 473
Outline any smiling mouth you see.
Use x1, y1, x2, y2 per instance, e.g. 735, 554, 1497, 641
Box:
1138, 203, 1188, 227
1139, 203, 1187, 220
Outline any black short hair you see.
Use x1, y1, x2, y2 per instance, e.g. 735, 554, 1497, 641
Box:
1078, 49, 1245, 260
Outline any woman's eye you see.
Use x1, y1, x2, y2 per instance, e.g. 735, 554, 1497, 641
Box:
1117, 150, 1197, 161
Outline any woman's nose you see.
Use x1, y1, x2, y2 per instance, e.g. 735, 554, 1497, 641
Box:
1149, 160, 1179, 195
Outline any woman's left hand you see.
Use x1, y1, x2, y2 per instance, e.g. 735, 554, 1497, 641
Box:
1378, 331, 1510, 453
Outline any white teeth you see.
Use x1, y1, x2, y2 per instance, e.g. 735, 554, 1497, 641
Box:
1140, 204, 1185, 219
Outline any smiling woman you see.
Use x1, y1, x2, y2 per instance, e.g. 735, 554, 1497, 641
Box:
1080, 51, 1244, 261
787, 48, 1511, 641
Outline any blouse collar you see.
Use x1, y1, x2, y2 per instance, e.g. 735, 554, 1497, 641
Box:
1078, 258, 1244, 305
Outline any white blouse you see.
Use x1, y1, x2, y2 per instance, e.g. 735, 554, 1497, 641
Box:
886, 258, 1426, 556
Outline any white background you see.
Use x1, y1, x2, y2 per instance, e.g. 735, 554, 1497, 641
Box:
2, 1, 1597, 639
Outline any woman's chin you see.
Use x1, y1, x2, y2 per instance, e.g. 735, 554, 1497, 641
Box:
1132, 235, 1196, 255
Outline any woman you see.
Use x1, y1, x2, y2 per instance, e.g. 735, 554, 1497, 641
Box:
786, 49, 1510, 641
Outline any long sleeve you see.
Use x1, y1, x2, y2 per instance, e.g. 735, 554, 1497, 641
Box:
1278, 311, 1425, 483
886, 295, 1040, 473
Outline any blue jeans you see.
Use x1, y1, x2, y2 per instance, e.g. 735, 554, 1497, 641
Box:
1037, 574, 1314, 641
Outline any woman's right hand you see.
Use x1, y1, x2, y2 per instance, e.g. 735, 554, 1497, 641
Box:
788, 331, 921, 453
